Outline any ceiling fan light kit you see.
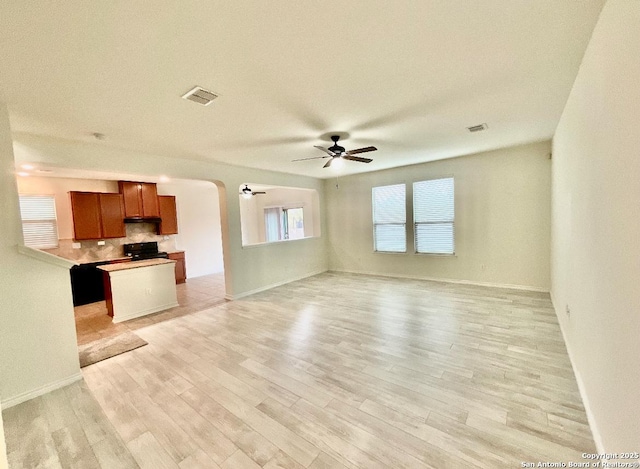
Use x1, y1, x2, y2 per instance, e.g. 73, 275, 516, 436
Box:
240, 184, 266, 199
292, 135, 377, 168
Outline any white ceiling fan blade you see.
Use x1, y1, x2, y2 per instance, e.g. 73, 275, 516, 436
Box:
291, 155, 330, 162
314, 145, 336, 156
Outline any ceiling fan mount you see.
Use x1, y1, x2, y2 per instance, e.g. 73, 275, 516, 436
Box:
292, 134, 378, 168
328, 135, 346, 155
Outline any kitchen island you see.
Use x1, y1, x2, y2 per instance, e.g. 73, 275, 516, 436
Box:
98, 258, 178, 323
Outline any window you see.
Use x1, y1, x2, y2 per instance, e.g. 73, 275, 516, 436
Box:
264, 208, 281, 242
264, 207, 305, 242
18, 195, 59, 249
372, 184, 406, 252
413, 177, 454, 254
283, 207, 304, 240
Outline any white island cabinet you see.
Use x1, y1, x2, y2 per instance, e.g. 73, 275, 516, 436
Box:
98, 259, 178, 323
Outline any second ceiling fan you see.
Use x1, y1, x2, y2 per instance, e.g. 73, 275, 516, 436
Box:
293, 135, 377, 168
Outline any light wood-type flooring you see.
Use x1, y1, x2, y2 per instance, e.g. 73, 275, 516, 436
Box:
3, 272, 595, 468
74, 273, 227, 346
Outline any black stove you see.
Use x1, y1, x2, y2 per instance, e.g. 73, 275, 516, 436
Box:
123, 241, 169, 261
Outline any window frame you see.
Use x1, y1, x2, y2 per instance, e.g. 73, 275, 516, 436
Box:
263, 205, 305, 242
372, 183, 407, 253
282, 207, 304, 240
413, 177, 455, 255
18, 194, 59, 249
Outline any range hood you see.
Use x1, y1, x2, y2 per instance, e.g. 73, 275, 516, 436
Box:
124, 217, 162, 224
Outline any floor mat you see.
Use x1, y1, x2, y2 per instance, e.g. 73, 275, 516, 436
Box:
78, 331, 148, 368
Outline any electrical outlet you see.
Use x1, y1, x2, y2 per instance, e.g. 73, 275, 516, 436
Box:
72, 242, 81, 249
97, 240, 106, 246
566, 304, 571, 316
481, 263, 486, 271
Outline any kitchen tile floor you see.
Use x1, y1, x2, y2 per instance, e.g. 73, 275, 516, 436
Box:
74, 273, 227, 346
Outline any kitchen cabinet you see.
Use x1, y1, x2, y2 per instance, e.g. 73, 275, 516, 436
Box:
70, 258, 131, 306
70, 191, 126, 240
168, 251, 186, 284
158, 195, 178, 234
70, 192, 101, 240
118, 181, 160, 218
99, 193, 127, 238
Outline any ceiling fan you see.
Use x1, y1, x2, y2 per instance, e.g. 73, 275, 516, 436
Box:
240, 184, 266, 199
292, 135, 377, 168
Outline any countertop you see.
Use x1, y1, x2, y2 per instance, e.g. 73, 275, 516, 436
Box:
97, 258, 175, 272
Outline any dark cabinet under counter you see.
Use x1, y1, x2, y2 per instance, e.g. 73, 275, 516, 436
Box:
70, 258, 131, 306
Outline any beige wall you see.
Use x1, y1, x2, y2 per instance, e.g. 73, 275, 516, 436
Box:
0, 402, 6, 469
158, 181, 224, 276
551, 0, 640, 452
0, 106, 81, 410
325, 140, 551, 290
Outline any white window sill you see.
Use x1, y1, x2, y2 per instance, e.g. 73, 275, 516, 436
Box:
242, 236, 320, 248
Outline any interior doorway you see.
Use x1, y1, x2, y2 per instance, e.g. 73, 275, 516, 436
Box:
16, 171, 228, 365
74, 178, 228, 364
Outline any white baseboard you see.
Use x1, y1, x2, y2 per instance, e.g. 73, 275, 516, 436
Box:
1, 372, 83, 409
112, 301, 180, 323
225, 269, 328, 300
330, 268, 549, 293
549, 290, 604, 453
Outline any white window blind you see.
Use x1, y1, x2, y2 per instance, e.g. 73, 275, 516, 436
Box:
413, 177, 454, 254
372, 184, 406, 252
19, 195, 59, 249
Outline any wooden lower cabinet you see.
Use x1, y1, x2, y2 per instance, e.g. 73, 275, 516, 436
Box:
168, 251, 186, 284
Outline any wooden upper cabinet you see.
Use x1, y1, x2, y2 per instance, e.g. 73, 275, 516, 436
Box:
118, 181, 159, 218
70, 192, 126, 240
99, 193, 126, 238
141, 183, 159, 217
118, 181, 142, 217
70, 192, 102, 240
158, 195, 178, 235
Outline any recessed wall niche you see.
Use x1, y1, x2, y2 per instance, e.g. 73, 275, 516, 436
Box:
239, 184, 320, 246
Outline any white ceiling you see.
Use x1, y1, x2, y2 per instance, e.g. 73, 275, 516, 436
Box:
0, 1, 604, 179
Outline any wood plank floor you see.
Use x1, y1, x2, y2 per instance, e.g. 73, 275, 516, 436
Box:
3, 272, 595, 468
74, 273, 227, 346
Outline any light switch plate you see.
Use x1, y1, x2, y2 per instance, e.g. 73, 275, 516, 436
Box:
72, 242, 81, 249
97, 240, 106, 246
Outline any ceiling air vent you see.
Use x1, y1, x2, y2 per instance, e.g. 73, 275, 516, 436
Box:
181, 86, 218, 106
467, 123, 488, 133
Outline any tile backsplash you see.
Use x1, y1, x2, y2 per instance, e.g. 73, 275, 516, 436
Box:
43, 223, 177, 263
